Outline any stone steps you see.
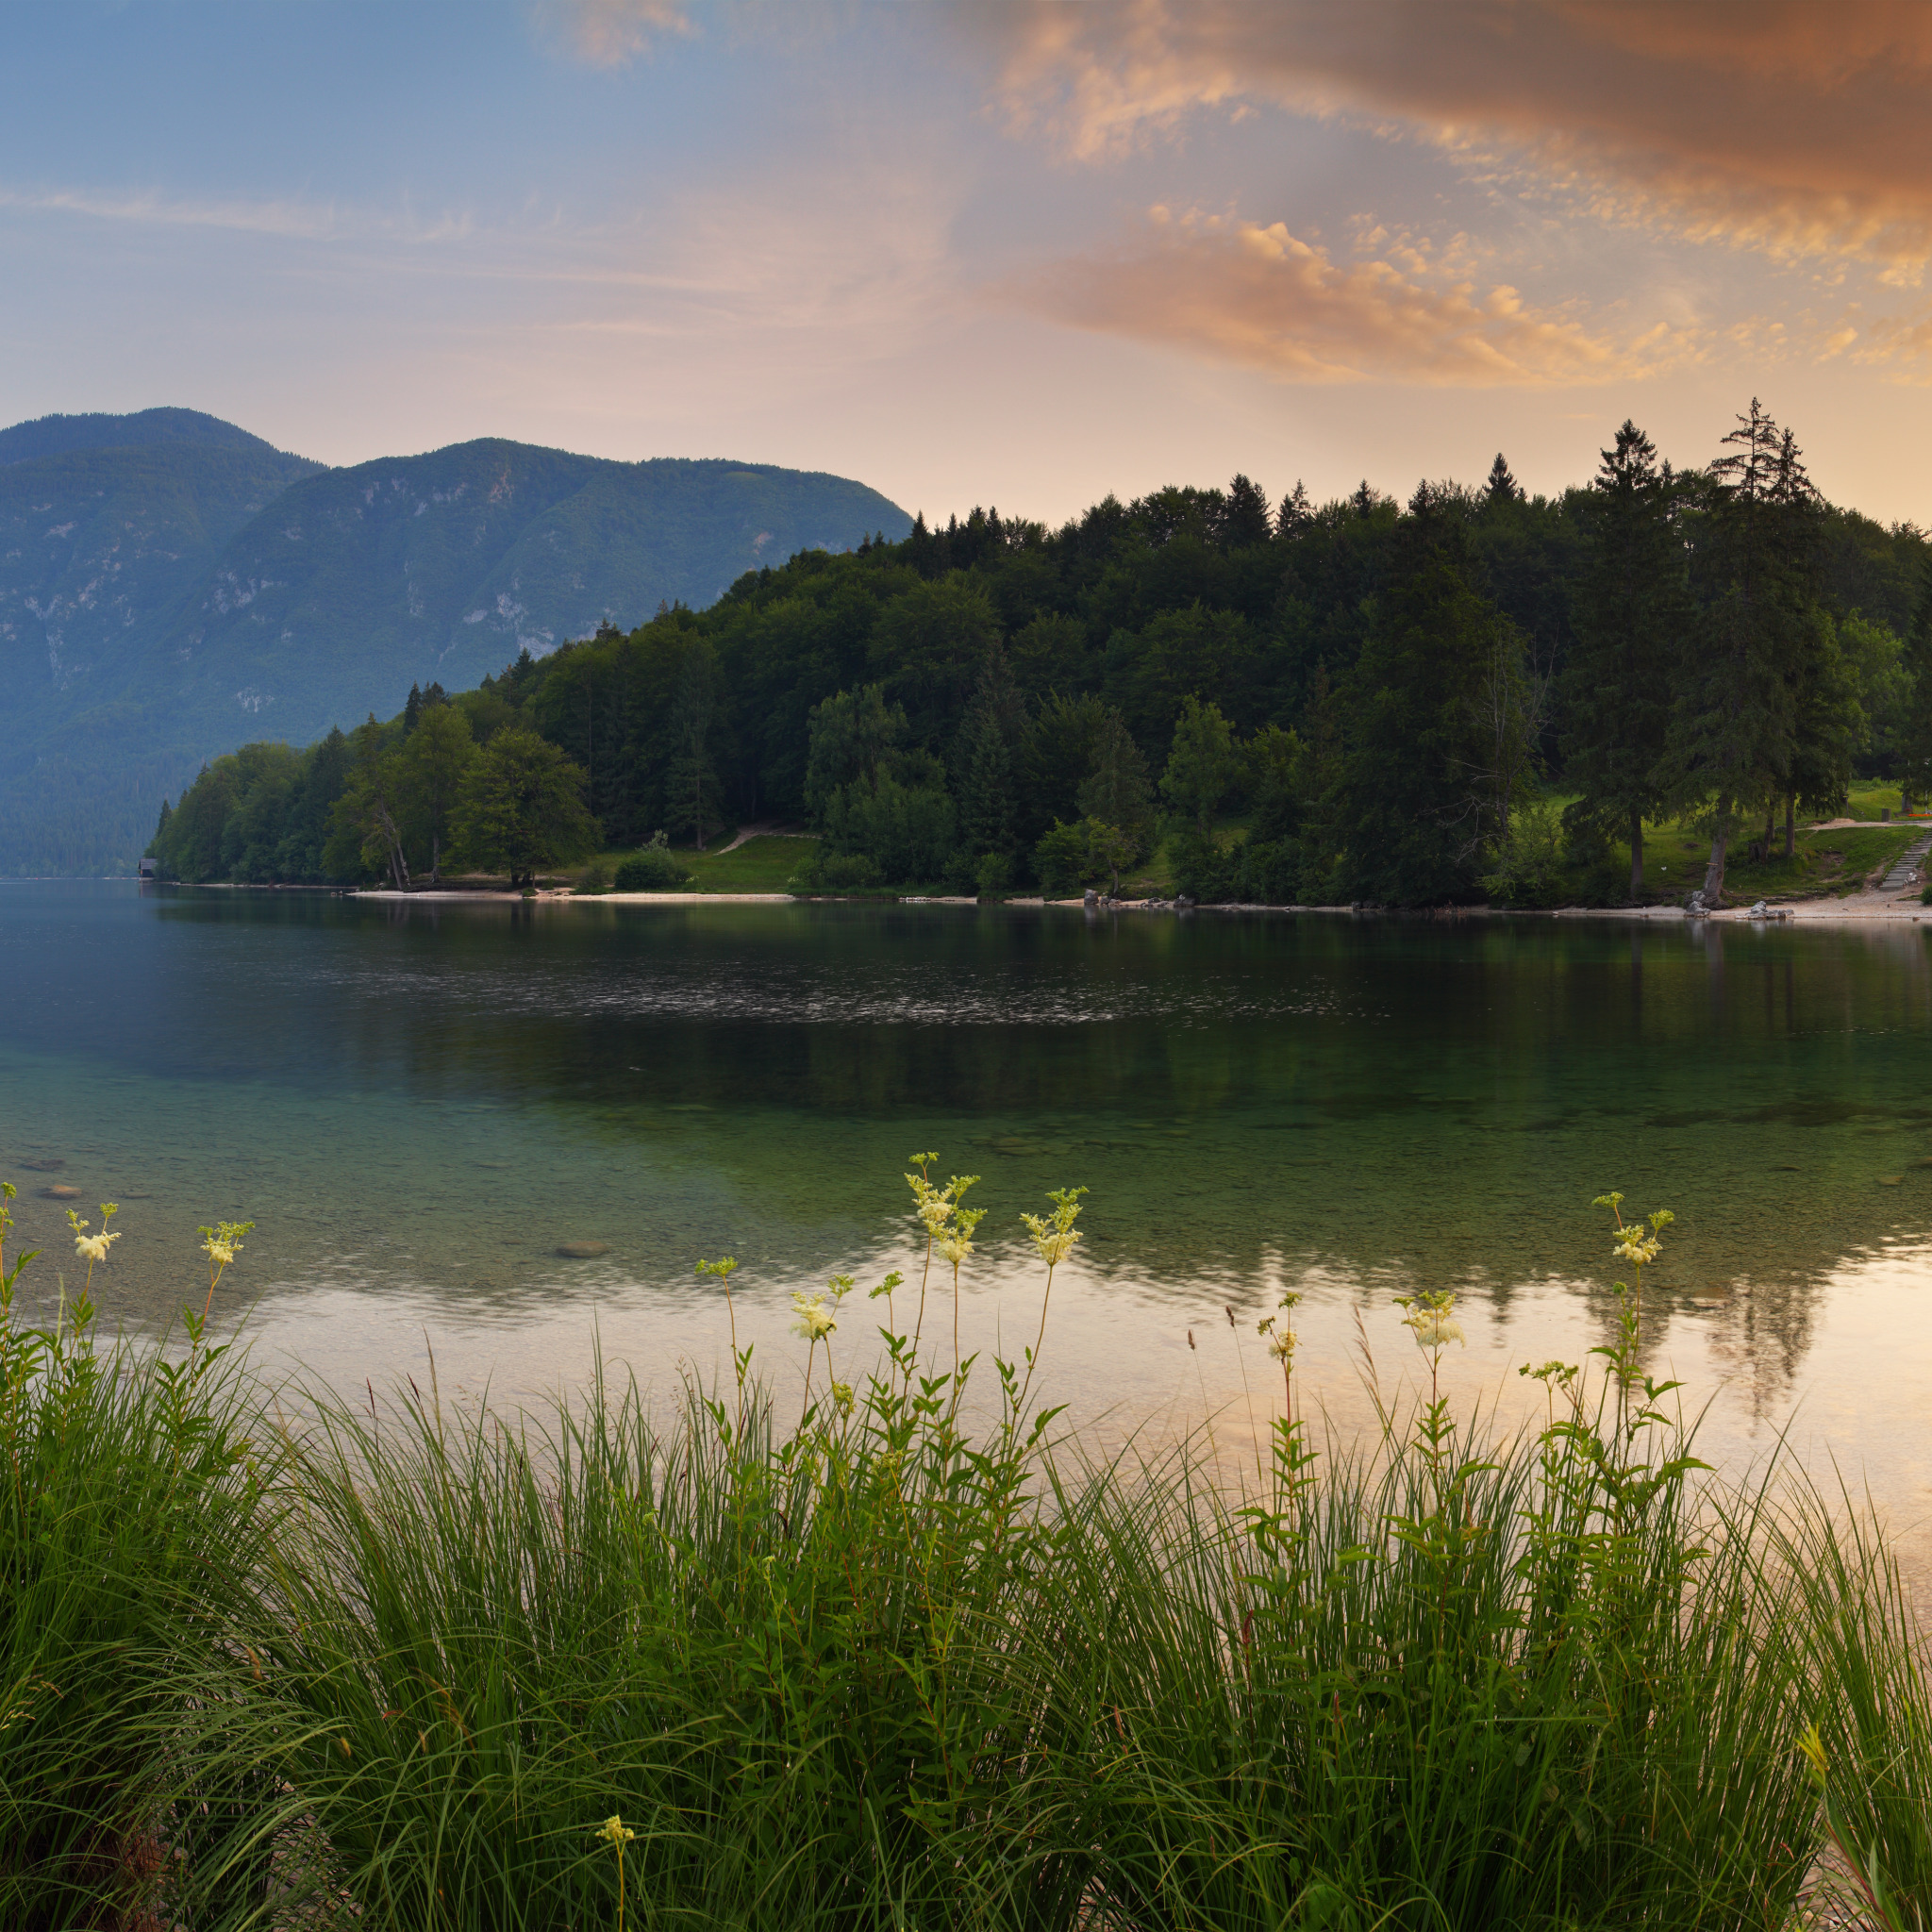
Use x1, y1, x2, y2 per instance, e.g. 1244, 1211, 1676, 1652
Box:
1880, 830, 1932, 892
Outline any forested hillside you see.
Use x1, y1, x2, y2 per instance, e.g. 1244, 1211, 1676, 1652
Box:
0, 413, 908, 874
142, 442, 909, 747
0, 407, 305, 467
151, 405, 1932, 908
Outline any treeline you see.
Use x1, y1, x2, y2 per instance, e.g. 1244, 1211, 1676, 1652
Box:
150, 402, 1932, 906
147, 684, 596, 891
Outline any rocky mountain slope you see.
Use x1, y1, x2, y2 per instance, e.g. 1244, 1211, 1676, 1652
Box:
0, 412, 908, 874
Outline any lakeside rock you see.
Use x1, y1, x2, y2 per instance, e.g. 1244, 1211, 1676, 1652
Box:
41, 1184, 81, 1200
556, 1240, 610, 1259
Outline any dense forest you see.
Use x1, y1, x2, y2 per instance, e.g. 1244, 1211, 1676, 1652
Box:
149, 402, 1932, 908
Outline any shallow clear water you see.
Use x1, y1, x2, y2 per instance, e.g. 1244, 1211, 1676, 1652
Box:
5, 883, 1932, 1552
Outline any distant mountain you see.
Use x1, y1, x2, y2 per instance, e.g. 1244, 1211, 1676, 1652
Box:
0, 407, 306, 467
146, 441, 908, 748
0, 415, 910, 874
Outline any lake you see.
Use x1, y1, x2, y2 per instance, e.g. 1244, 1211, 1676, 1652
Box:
5, 882, 1931, 1554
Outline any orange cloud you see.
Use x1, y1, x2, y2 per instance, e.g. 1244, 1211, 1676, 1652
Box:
1020, 208, 1693, 387
988, 1, 1932, 272
1855, 311, 1932, 382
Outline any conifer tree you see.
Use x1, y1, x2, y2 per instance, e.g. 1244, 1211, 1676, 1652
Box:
1334, 500, 1510, 904
955, 643, 1026, 860
1275, 480, 1312, 540
666, 645, 724, 849
1484, 453, 1523, 507
1898, 563, 1932, 809
1666, 400, 1821, 905
1780, 610, 1862, 849
1560, 421, 1688, 896
1219, 474, 1273, 548
1076, 706, 1154, 834
1293, 662, 1345, 897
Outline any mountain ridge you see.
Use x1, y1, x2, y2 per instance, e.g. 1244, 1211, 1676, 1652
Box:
0, 406, 314, 468
0, 411, 911, 874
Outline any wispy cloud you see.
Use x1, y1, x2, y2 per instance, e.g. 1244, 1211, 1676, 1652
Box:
982, 0, 1932, 275
1019, 206, 1695, 387
532, 0, 695, 67
1852, 309, 1932, 382
0, 182, 472, 245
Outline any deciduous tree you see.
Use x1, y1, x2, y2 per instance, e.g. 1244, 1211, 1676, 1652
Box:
1159, 695, 1237, 833
454, 727, 598, 887
397, 700, 475, 884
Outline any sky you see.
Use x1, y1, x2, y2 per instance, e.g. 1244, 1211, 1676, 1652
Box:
5, 0, 1932, 529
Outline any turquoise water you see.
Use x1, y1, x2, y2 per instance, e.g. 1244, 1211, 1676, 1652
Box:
5, 884, 1932, 1535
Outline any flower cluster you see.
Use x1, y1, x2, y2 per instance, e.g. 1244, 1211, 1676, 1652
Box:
905, 1156, 980, 1248
1613, 1226, 1662, 1269
1396, 1287, 1465, 1353
935, 1207, 986, 1273
1020, 1186, 1087, 1271
67, 1203, 121, 1269
791, 1291, 838, 1343
200, 1220, 253, 1272
1257, 1288, 1301, 1365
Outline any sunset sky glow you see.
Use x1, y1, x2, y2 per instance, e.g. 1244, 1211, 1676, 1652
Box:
6, 1, 1932, 526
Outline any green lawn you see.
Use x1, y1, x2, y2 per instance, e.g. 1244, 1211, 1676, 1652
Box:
589, 832, 820, 893
683, 834, 819, 891
1638, 820, 1921, 903
582, 806, 1924, 908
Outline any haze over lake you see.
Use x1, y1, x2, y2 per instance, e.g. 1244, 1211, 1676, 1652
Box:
6, 881, 1931, 1554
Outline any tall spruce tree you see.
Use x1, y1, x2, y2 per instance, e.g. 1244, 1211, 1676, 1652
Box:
955, 642, 1026, 861
1779, 609, 1862, 850
1898, 563, 1932, 809
1667, 400, 1821, 905
666, 645, 724, 850
1560, 421, 1689, 896
1219, 474, 1274, 548
1335, 493, 1509, 904
1076, 706, 1155, 834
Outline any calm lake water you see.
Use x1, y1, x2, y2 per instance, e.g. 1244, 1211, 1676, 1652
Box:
5, 883, 1931, 1549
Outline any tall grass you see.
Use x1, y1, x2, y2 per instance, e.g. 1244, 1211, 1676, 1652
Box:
6, 1172, 1932, 1929
252, 1360, 1089, 1928
1007, 1402, 1820, 1929
0, 1193, 286, 1929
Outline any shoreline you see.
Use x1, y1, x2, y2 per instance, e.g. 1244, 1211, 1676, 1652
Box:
154, 881, 1932, 924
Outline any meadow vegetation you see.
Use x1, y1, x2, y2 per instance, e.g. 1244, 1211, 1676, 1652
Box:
6, 1172, 1932, 1929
